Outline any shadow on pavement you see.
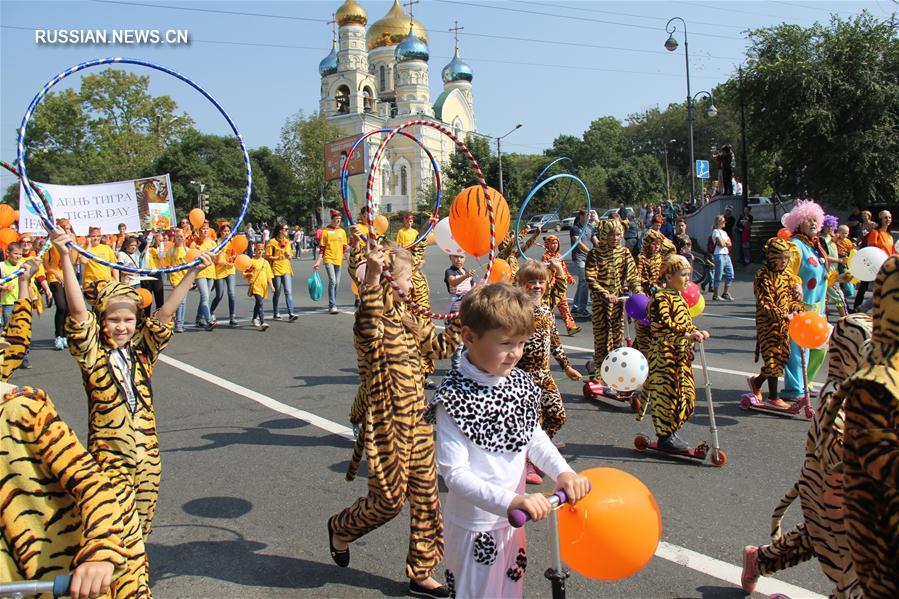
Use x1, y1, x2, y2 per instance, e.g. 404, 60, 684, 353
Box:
182, 496, 254, 519
148, 534, 407, 596
693, 584, 750, 598
291, 373, 361, 387
163, 419, 353, 453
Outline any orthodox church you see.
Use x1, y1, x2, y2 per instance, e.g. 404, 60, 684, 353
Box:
319, 0, 478, 214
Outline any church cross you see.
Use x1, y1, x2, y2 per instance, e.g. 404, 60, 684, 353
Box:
403, 0, 420, 19
449, 21, 464, 51
327, 13, 337, 41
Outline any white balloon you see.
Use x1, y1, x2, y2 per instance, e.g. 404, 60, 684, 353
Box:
600, 347, 649, 392
434, 217, 466, 256
849, 246, 888, 282
781, 212, 789, 227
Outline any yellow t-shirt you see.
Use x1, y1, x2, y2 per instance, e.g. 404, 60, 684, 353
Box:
266, 238, 293, 277
190, 238, 217, 279
245, 257, 274, 298
395, 227, 418, 248
82, 244, 116, 289
320, 226, 347, 266
214, 248, 236, 279
0, 260, 20, 305
43, 247, 62, 284
145, 246, 162, 270
166, 246, 188, 287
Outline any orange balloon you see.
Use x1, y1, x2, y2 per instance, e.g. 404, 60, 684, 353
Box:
233, 253, 252, 271
0, 227, 18, 249
12, 211, 19, 224
449, 185, 511, 258
557, 468, 661, 581
0, 205, 15, 228
487, 258, 512, 283
788, 310, 830, 349
351, 281, 359, 297
777, 228, 792, 240
189, 208, 206, 229
373, 214, 389, 236
185, 248, 201, 262
230, 234, 248, 254
135, 287, 153, 309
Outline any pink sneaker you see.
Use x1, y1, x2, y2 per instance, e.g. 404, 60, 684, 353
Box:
747, 376, 762, 398
741, 546, 760, 593
525, 461, 543, 485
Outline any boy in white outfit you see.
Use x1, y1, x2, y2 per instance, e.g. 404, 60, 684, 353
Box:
426, 283, 590, 598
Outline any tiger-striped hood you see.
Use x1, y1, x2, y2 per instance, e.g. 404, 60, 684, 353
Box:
596, 219, 623, 251
870, 255, 899, 357
763, 237, 792, 270
827, 313, 873, 384
642, 230, 665, 255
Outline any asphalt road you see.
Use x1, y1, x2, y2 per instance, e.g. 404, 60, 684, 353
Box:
13, 242, 836, 599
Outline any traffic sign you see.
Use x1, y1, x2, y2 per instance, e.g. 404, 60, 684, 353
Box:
696, 160, 710, 179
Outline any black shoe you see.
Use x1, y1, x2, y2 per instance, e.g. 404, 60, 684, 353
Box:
288, 314, 299, 322
657, 433, 689, 452
409, 579, 450, 598
327, 517, 349, 567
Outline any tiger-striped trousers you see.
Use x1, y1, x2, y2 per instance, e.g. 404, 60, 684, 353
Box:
531, 370, 566, 438
590, 294, 624, 379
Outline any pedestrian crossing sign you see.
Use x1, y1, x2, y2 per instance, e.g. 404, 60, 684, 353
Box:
696, 160, 710, 179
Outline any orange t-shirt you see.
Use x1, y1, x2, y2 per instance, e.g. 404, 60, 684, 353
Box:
865, 229, 895, 255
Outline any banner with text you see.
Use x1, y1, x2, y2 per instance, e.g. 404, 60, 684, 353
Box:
18, 174, 176, 236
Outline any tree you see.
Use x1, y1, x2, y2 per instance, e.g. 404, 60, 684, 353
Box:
442, 134, 497, 208
21, 68, 192, 185
277, 111, 341, 225
740, 12, 899, 206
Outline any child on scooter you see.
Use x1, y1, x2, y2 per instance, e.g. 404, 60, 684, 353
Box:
748, 238, 805, 407
427, 282, 590, 598
643, 254, 710, 452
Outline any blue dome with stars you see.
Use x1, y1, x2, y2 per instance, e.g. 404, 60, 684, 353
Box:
395, 30, 429, 62
318, 42, 338, 76
441, 48, 473, 83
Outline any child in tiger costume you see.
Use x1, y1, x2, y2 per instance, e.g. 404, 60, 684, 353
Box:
634, 230, 665, 357
410, 242, 437, 388
52, 230, 215, 542
329, 242, 461, 599
540, 235, 579, 336
841, 255, 899, 598
748, 237, 806, 408
643, 255, 710, 452
584, 220, 640, 382
741, 313, 873, 597
514, 260, 581, 484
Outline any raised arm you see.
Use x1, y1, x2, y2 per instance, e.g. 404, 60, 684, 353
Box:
51, 230, 89, 323
157, 252, 214, 324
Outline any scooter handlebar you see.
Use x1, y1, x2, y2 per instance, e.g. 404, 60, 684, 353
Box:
0, 574, 71, 597
508, 490, 568, 528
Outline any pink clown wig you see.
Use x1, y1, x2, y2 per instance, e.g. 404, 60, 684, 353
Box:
783, 200, 824, 233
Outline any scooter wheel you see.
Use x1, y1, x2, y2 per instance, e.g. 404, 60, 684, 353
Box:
630, 395, 642, 413
803, 405, 816, 420
739, 396, 752, 410
710, 449, 728, 466
634, 435, 649, 452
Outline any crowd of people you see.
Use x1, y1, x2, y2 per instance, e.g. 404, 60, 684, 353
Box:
0, 196, 896, 599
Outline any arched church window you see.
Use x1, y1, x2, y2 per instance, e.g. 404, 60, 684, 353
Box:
363, 87, 374, 113
336, 85, 350, 114
400, 166, 408, 196
379, 66, 386, 91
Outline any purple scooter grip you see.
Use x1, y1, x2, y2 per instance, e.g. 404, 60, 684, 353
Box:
508, 490, 568, 528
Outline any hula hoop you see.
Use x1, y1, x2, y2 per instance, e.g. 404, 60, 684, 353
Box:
0, 161, 54, 285
365, 119, 495, 320
533, 156, 574, 221
16, 57, 251, 275
340, 128, 440, 249
515, 173, 591, 262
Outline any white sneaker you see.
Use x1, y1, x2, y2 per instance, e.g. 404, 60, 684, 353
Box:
329, 306, 339, 314
54, 336, 65, 350
252, 318, 260, 327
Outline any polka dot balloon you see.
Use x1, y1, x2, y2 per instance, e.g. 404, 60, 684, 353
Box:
600, 347, 649, 393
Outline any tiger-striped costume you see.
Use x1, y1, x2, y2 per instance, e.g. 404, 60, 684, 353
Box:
0, 297, 34, 382
497, 231, 521, 278
541, 236, 577, 332
585, 220, 639, 379
754, 238, 806, 378
1, 386, 150, 597
755, 313, 872, 597
66, 286, 173, 541
410, 243, 435, 377
334, 282, 461, 582
634, 230, 664, 358
645, 287, 698, 437
841, 255, 899, 598
516, 277, 573, 438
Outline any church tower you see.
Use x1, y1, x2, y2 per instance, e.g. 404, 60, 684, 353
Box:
394, 27, 433, 117
319, 0, 378, 118
434, 24, 476, 134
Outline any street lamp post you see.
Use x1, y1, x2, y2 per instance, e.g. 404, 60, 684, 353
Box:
664, 17, 697, 203
663, 139, 676, 202
495, 124, 522, 196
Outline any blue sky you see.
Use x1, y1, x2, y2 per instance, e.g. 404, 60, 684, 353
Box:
1, 0, 891, 185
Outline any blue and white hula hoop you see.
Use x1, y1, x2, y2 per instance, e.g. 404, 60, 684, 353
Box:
16, 57, 251, 275
515, 173, 590, 262
533, 156, 574, 222
0, 160, 54, 285
340, 128, 440, 249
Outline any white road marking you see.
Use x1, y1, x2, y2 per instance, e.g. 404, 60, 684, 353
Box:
157, 352, 826, 598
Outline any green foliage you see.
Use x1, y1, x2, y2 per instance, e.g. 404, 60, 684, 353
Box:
277, 111, 342, 224
740, 12, 899, 206
442, 134, 497, 206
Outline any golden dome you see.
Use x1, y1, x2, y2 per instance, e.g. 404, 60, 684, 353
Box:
366, 0, 428, 51
336, 0, 367, 27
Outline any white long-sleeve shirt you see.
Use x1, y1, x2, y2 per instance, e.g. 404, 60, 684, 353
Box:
434, 354, 574, 531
